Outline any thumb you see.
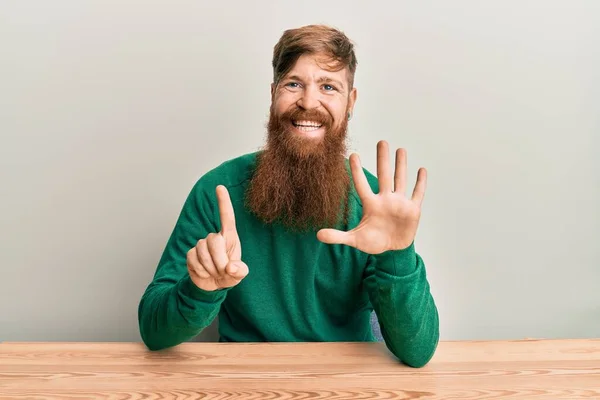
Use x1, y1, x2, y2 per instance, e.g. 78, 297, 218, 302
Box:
317, 229, 354, 246
225, 260, 249, 281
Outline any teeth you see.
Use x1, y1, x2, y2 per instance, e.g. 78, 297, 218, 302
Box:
297, 125, 320, 132
294, 120, 322, 128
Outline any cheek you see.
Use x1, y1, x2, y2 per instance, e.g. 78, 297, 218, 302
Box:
273, 92, 298, 113
324, 101, 347, 125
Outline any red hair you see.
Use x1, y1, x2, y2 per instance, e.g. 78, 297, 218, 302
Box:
272, 24, 358, 88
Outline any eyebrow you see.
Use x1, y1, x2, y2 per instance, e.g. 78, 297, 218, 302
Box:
284, 75, 346, 91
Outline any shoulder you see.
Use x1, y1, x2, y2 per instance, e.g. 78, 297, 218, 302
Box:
193, 151, 259, 193
184, 151, 260, 214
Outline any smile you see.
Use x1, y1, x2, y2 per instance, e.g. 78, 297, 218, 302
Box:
292, 120, 323, 132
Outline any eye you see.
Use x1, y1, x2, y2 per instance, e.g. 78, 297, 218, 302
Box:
322, 84, 337, 91
285, 82, 301, 88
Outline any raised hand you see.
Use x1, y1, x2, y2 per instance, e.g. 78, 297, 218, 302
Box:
187, 185, 248, 291
317, 141, 427, 255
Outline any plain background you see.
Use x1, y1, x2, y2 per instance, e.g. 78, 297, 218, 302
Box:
1, 1, 599, 343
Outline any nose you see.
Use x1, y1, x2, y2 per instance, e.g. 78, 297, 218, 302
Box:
296, 86, 320, 110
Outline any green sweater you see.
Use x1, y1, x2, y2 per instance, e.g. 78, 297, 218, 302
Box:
138, 152, 439, 367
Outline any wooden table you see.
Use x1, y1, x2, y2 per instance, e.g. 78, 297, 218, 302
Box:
1, 339, 599, 399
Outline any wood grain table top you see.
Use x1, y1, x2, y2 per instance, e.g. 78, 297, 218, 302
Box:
1, 339, 599, 399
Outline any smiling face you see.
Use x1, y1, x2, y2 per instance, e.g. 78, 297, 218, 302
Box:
269, 53, 357, 158
245, 25, 359, 231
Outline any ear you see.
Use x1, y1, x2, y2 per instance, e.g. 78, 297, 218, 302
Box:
270, 83, 276, 101
347, 87, 358, 117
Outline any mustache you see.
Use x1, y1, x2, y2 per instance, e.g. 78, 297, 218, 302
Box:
280, 107, 332, 128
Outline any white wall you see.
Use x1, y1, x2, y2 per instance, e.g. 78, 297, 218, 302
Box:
1, 0, 599, 342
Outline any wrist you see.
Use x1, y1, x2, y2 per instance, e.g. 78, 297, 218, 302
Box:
373, 242, 417, 276
180, 275, 228, 302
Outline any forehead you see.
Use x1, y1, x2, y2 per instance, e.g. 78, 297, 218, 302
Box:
285, 53, 349, 84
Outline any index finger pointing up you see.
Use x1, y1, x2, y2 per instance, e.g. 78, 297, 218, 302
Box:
216, 185, 237, 235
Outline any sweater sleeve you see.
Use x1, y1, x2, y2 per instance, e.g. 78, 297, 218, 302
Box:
363, 242, 440, 367
138, 180, 229, 351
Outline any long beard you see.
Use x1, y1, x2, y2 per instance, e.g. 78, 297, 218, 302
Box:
245, 106, 351, 232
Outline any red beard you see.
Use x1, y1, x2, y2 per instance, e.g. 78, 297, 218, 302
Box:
245, 106, 351, 232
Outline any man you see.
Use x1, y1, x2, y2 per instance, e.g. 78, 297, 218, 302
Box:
138, 24, 439, 368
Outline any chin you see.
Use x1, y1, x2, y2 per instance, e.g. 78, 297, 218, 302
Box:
284, 135, 326, 158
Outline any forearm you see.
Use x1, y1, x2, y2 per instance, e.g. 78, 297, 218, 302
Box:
368, 244, 440, 367
138, 273, 227, 351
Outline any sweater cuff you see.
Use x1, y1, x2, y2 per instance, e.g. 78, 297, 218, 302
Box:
178, 275, 228, 303
373, 242, 418, 276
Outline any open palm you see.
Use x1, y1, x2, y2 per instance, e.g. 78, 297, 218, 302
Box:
317, 141, 427, 254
